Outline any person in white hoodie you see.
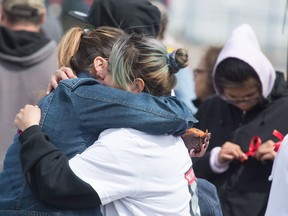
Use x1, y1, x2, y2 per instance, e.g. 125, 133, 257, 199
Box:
192, 23, 288, 216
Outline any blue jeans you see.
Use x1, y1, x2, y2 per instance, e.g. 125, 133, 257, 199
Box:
0, 72, 196, 215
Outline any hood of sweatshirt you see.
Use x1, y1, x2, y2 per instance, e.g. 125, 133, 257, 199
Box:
212, 24, 276, 98
0, 26, 56, 67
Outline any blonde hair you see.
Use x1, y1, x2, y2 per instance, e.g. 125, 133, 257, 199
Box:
57, 27, 188, 96
57, 26, 126, 75
109, 34, 189, 96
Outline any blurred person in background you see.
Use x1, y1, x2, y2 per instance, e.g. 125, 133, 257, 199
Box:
41, 14, 63, 42
68, 0, 160, 37
150, 0, 197, 114
193, 23, 288, 216
0, 0, 58, 171
45, 0, 92, 31
193, 46, 222, 108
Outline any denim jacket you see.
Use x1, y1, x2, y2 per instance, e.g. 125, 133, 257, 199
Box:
0, 72, 197, 216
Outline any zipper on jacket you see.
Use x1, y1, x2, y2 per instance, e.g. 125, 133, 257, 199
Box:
239, 111, 246, 126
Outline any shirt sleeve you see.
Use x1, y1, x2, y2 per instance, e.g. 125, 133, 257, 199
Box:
19, 125, 101, 209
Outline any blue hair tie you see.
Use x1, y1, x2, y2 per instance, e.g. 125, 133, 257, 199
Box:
167, 50, 181, 72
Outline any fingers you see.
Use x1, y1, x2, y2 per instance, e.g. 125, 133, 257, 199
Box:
46, 67, 76, 94
241, 154, 248, 161
63, 67, 77, 78
218, 142, 245, 163
219, 153, 235, 162
259, 152, 276, 161
254, 140, 276, 161
206, 132, 212, 141
46, 70, 61, 94
46, 75, 58, 94
190, 143, 208, 158
189, 149, 197, 157
204, 133, 211, 148
14, 109, 22, 129
14, 105, 41, 132
189, 148, 205, 158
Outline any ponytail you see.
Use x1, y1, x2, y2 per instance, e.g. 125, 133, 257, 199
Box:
57, 27, 84, 71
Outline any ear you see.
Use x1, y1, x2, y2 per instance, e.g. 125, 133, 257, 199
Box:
131, 78, 145, 93
92, 56, 108, 74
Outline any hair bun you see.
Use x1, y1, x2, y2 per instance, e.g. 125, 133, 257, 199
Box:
167, 49, 189, 74
167, 50, 181, 73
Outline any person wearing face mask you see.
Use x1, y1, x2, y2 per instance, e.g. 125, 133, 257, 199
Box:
192, 23, 288, 216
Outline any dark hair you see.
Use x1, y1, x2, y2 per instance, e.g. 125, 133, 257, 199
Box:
214, 57, 262, 95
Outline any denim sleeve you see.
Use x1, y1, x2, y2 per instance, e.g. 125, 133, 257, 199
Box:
68, 79, 198, 136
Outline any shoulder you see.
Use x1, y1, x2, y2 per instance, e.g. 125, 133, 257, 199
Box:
267, 96, 288, 112
98, 128, 182, 148
59, 77, 100, 90
98, 128, 148, 144
97, 128, 138, 144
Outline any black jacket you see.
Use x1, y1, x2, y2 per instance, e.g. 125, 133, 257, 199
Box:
193, 72, 288, 216
19, 126, 101, 209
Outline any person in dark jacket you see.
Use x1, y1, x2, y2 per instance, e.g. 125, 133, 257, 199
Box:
192, 23, 288, 216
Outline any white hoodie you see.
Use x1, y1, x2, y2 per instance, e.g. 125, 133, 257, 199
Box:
212, 23, 276, 98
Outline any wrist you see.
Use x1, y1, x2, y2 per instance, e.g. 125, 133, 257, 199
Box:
23, 123, 39, 131
209, 147, 230, 173
19, 125, 42, 144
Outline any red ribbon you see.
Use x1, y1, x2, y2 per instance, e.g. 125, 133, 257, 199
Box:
241, 136, 261, 162
241, 130, 284, 162
272, 130, 284, 152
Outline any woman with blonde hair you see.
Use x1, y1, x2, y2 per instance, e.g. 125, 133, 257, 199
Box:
14, 31, 200, 216
0, 26, 197, 215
